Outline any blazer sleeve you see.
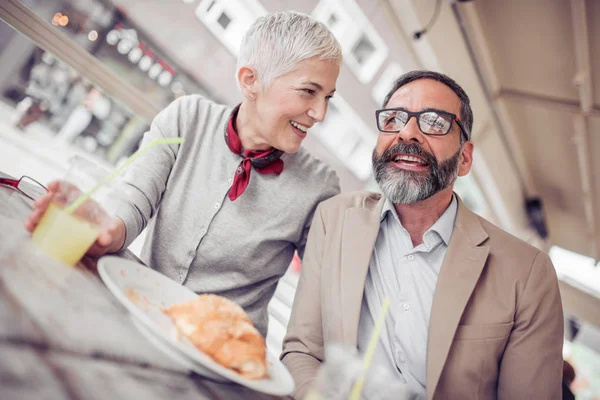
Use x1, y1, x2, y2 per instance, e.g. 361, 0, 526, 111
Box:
497, 251, 564, 400
281, 202, 327, 399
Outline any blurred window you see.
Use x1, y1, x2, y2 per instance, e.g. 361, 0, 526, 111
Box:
313, 0, 388, 84
550, 246, 600, 292
453, 173, 492, 220
194, 0, 266, 55
314, 95, 377, 181
372, 62, 405, 106
352, 34, 375, 65
217, 12, 232, 30
0, 0, 211, 164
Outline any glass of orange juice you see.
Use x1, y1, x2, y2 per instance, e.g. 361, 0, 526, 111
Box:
31, 156, 113, 266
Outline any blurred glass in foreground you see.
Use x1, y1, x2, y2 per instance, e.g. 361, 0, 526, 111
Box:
307, 343, 409, 400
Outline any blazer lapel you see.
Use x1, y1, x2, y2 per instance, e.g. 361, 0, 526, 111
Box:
340, 195, 384, 345
426, 198, 490, 400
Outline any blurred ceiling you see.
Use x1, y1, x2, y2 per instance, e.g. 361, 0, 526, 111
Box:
387, 0, 600, 260
469, 0, 600, 260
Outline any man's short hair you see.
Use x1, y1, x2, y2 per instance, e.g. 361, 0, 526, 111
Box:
237, 11, 343, 88
382, 70, 473, 142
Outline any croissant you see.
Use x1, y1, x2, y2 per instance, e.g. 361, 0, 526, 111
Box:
164, 294, 267, 379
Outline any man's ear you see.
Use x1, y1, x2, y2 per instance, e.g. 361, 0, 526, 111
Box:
237, 66, 258, 100
458, 141, 474, 177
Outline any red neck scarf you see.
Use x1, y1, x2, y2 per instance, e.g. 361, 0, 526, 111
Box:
225, 105, 284, 201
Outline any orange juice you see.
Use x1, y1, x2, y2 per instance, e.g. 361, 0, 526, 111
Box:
31, 202, 100, 266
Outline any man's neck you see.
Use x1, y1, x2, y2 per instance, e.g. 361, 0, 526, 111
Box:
236, 102, 271, 152
393, 188, 454, 247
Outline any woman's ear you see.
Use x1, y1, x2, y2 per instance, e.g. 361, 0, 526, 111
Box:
237, 66, 258, 100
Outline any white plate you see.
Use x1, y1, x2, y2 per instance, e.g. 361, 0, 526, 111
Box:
129, 315, 226, 381
98, 255, 295, 396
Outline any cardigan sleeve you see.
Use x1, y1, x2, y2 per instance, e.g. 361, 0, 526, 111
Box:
106, 96, 196, 250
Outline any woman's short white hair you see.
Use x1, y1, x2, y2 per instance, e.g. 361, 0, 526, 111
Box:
237, 11, 343, 88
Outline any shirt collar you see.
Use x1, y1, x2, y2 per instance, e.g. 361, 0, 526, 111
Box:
380, 194, 458, 246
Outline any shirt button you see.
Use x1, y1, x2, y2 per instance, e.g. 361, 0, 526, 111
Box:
228, 178, 233, 185
214, 202, 220, 209
403, 303, 410, 311
407, 255, 415, 261
200, 228, 207, 235
400, 354, 406, 363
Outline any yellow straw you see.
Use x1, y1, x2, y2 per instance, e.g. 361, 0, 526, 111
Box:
348, 296, 390, 400
64, 137, 184, 214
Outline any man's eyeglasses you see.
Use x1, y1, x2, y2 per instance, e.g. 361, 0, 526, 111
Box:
376, 108, 469, 142
0, 175, 48, 201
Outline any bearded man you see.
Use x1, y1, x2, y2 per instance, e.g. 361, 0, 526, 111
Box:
281, 71, 564, 400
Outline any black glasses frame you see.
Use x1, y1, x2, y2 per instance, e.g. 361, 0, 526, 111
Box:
375, 108, 469, 142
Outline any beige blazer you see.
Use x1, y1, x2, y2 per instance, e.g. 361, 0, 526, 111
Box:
281, 192, 563, 400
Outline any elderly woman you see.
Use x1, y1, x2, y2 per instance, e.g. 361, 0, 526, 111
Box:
26, 11, 342, 337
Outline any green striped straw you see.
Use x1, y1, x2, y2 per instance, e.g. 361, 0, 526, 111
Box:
348, 296, 390, 400
64, 138, 184, 214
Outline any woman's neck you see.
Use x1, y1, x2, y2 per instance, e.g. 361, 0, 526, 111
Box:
235, 101, 271, 151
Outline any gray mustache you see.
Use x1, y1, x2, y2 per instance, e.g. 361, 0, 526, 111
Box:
382, 143, 437, 166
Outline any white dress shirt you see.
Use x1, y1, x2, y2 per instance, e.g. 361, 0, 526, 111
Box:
357, 195, 458, 400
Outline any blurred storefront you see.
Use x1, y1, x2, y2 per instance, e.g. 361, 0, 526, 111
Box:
0, 0, 212, 164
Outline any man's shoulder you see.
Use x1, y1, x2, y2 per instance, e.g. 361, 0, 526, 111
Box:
475, 213, 546, 266
319, 191, 383, 211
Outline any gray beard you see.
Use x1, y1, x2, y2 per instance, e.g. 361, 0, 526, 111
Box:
372, 143, 462, 204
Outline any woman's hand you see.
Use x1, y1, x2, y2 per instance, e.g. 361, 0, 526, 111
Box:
86, 216, 126, 257
25, 181, 127, 257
